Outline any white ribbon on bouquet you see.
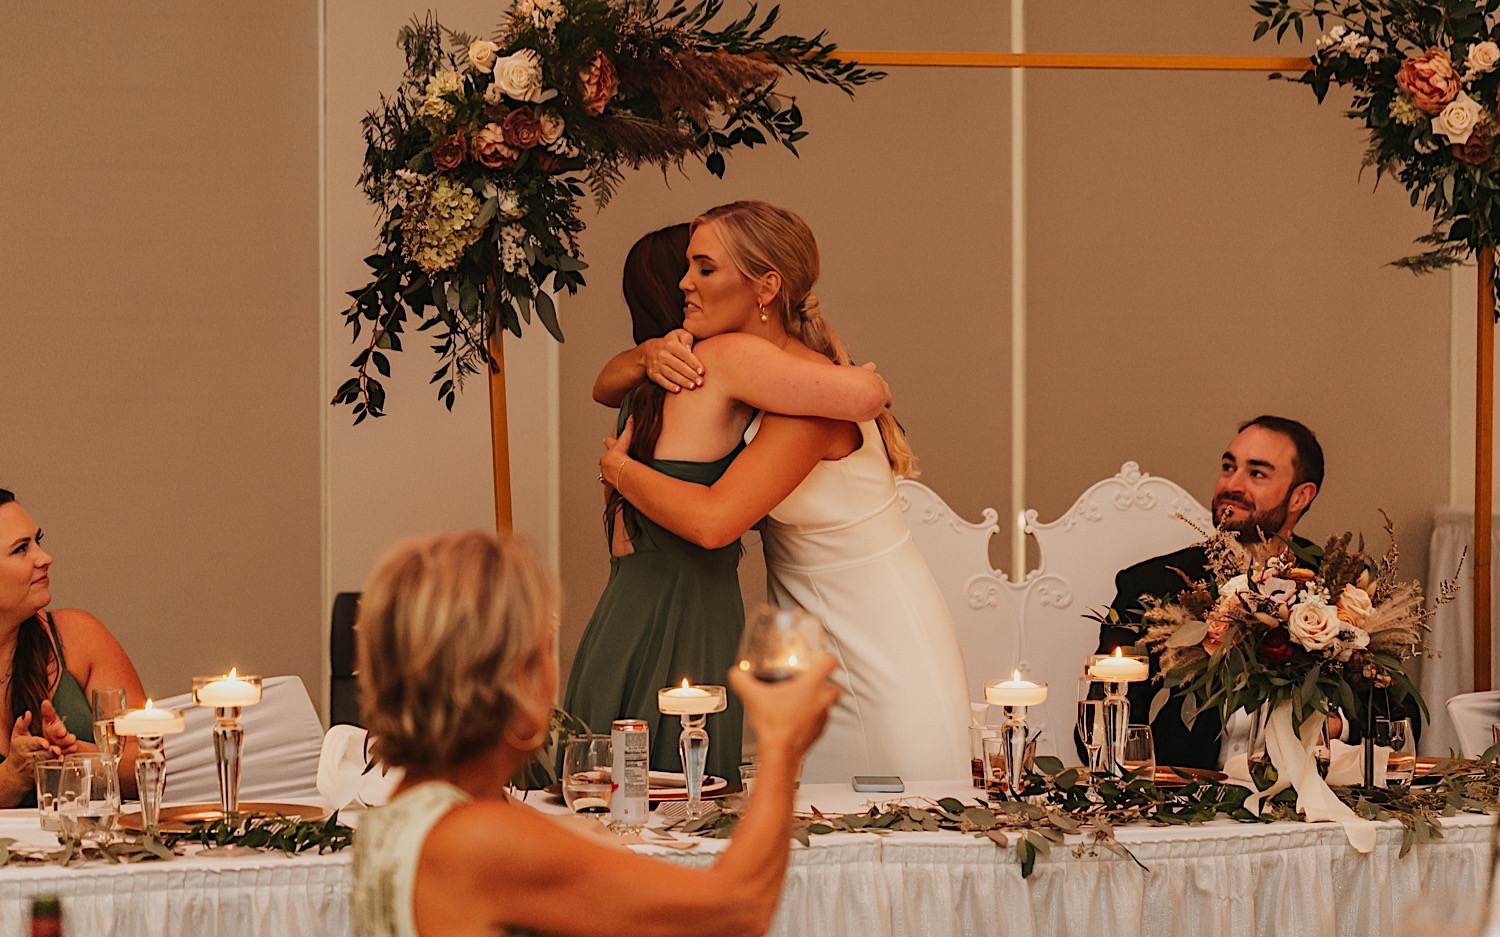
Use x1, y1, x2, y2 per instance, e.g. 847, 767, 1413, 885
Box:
1242, 701, 1376, 854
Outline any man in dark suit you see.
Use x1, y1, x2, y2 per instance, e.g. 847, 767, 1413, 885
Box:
1093, 416, 1324, 769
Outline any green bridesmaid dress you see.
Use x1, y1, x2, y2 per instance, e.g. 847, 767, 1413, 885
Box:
564, 410, 746, 784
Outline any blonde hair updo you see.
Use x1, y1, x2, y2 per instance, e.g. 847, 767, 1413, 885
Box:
692, 200, 919, 477
356, 531, 557, 773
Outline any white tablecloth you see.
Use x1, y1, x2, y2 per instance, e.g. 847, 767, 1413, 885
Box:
1422, 506, 1500, 755
1, 782, 1493, 937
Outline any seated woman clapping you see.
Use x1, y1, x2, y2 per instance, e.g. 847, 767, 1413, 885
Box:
0, 489, 147, 806
350, 530, 838, 937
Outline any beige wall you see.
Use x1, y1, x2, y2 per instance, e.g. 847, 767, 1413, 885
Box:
1, 4, 323, 699
2, 1, 1474, 715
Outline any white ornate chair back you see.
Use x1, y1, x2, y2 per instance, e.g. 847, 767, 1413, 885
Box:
1445, 690, 1500, 758
158, 675, 327, 806
898, 463, 1211, 757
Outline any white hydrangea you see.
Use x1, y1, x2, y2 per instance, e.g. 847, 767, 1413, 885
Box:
500, 224, 528, 273
1315, 24, 1371, 58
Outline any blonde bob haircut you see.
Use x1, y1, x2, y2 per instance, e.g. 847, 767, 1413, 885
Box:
356, 530, 557, 773
692, 200, 919, 477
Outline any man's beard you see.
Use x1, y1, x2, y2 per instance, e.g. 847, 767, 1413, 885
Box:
1213, 491, 1292, 545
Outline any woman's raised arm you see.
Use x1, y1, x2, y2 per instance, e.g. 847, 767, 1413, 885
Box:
602, 413, 840, 550
693, 333, 889, 422
592, 330, 704, 405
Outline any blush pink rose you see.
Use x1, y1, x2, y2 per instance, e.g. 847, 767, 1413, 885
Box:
579, 50, 619, 116
473, 123, 518, 169
1397, 48, 1461, 115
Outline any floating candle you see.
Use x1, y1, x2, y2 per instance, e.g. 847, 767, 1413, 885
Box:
657, 681, 727, 716
984, 671, 1049, 707
114, 700, 185, 736
192, 668, 263, 708
1087, 649, 1149, 682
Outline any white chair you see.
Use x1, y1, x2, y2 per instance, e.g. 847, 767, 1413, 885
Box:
156, 675, 327, 806
1445, 690, 1500, 758
898, 462, 1210, 757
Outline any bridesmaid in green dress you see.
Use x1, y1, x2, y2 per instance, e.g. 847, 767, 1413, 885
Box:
566, 224, 891, 782
0, 488, 147, 805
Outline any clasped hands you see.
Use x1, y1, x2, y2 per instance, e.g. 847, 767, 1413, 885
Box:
5, 700, 81, 780
637, 329, 891, 404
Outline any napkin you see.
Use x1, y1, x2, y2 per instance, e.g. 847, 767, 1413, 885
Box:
317, 725, 404, 811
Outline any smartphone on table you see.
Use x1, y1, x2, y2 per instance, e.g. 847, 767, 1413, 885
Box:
851, 775, 904, 792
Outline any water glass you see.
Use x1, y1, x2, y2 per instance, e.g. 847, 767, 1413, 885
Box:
981, 735, 1010, 794
1376, 716, 1416, 785
739, 762, 757, 797
561, 736, 613, 814
1122, 725, 1155, 775
63, 753, 116, 839
736, 605, 825, 683
35, 760, 90, 839
969, 723, 1001, 788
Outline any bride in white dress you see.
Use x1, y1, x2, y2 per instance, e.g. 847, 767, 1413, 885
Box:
598, 200, 970, 782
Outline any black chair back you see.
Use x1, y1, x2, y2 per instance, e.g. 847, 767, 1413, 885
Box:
330, 592, 362, 727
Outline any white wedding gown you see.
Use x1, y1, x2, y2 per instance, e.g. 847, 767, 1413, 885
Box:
749, 416, 971, 783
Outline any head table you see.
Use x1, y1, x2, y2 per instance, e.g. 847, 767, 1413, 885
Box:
0, 782, 1492, 937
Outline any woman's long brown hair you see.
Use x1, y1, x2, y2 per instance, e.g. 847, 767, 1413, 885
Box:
0, 489, 56, 733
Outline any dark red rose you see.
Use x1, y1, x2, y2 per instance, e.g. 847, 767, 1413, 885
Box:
433, 132, 467, 171
1454, 134, 1493, 165
501, 106, 542, 150
1257, 627, 1293, 666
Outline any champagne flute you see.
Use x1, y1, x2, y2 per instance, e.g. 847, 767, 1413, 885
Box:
736, 605, 825, 683
1077, 700, 1107, 776
90, 687, 127, 816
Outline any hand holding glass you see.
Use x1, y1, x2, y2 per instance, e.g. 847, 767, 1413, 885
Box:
737, 605, 825, 683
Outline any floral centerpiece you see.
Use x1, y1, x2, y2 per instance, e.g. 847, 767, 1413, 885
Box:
1252, 0, 1500, 274
334, 0, 882, 422
1129, 519, 1457, 851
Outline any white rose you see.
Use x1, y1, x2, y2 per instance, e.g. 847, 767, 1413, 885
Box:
1433, 92, 1483, 144
492, 49, 547, 103
537, 109, 565, 145
1335, 624, 1370, 661
1468, 41, 1500, 75
1220, 574, 1251, 598
1287, 597, 1341, 651
496, 190, 525, 219
1336, 584, 1374, 625
468, 40, 499, 73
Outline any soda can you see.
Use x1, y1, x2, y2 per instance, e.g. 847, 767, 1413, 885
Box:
610, 719, 649, 830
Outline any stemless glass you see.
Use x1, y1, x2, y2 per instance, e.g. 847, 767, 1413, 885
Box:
1122, 725, 1155, 775
63, 753, 115, 840
36, 760, 90, 843
736, 605, 825, 683
562, 736, 613, 814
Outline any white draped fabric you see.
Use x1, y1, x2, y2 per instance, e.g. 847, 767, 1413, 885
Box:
1422, 507, 1500, 756
0, 780, 1491, 936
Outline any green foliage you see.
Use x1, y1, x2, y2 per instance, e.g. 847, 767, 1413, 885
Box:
337, 1, 883, 421
1251, 0, 1500, 310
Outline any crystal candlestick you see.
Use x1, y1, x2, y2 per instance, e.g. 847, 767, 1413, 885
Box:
1085, 652, 1148, 778
983, 674, 1048, 795
658, 683, 727, 819
193, 672, 263, 818
114, 701, 185, 837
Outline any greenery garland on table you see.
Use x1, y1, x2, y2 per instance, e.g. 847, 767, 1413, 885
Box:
670, 751, 1500, 878
0, 815, 353, 869
335, 0, 883, 422
1252, 0, 1500, 285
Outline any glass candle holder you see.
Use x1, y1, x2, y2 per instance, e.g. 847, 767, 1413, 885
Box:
657, 683, 727, 819
192, 671, 263, 819
1085, 652, 1147, 778
113, 701, 185, 837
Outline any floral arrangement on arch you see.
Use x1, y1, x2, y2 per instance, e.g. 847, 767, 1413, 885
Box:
1253, 0, 1500, 277
335, 0, 882, 422
1134, 519, 1455, 739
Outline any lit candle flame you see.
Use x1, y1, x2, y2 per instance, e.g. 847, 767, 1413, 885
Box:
144, 699, 155, 711
680, 678, 691, 690
1012, 669, 1021, 682
1113, 647, 1123, 658
228, 667, 239, 680
788, 654, 799, 668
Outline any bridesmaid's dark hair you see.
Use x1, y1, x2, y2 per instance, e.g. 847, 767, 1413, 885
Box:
0, 488, 55, 734
606, 224, 690, 538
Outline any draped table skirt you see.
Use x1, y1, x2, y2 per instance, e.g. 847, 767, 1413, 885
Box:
0, 781, 1491, 936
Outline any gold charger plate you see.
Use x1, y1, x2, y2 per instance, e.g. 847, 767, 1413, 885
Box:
1152, 766, 1229, 787
115, 802, 330, 834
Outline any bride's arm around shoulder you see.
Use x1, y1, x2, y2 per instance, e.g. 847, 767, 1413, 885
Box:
694, 333, 891, 421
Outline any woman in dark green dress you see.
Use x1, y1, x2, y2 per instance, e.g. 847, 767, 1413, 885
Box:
566, 224, 891, 782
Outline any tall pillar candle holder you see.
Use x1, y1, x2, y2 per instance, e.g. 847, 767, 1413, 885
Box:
113, 701, 186, 837
1085, 651, 1149, 778
657, 682, 727, 819
983, 672, 1048, 795
192, 670, 263, 820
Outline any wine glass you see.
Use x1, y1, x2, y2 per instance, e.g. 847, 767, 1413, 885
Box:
1122, 725, 1155, 776
736, 605, 826, 682
1077, 700, 1107, 776
562, 736, 613, 814
90, 687, 127, 817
